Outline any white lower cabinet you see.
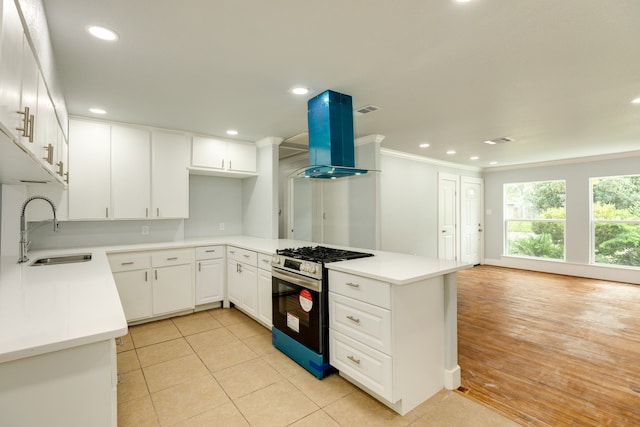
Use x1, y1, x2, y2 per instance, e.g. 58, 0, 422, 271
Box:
227, 246, 267, 323
257, 253, 272, 328
328, 270, 445, 416
109, 249, 194, 323
195, 246, 224, 305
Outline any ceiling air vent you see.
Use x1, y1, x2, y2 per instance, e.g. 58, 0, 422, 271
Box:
483, 136, 514, 145
354, 104, 381, 116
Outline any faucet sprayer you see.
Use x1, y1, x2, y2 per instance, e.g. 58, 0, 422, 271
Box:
18, 196, 59, 264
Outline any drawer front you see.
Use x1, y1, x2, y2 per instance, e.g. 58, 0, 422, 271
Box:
329, 271, 391, 309
329, 293, 391, 355
195, 245, 224, 260
108, 253, 151, 272
330, 329, 393, 401
151, 249, 193, 267
226, 246, 257, 266
257, 252, 272, 271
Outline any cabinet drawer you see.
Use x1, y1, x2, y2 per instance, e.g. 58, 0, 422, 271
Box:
330, 329, 393, 401
227, 246, 257, 266
108, 253, 151, 273
329, 271, 391, 309
257, 253, 272, 271
151, 249, 193, 267
329, 293, 391, 355
195, 245, 224, 260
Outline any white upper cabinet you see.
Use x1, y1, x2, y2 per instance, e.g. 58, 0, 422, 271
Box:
190, 136, 257, 177
151, 131, 189, 218
0, 0, 24, 141
17, 35, 38, 153
191, 136, 226, 170
227, 140, 256, 173
111, 125, 151, 219
68, 120, 111, 220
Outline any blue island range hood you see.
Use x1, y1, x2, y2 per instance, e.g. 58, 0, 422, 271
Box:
304, 90, 368, 179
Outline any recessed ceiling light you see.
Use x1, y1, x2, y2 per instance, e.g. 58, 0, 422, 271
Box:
490, 161, 498, 165
226, 129, 238, 136
291, 87, 309, 95
86, 25, 119, 41
632, 97, 640, 104
89, 108, 106, 114
446, 150, 456, 155
470, 156, 479, 160
419, 143, 430, 148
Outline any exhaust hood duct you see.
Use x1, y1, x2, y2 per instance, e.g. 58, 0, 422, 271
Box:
303, 90, 368, 179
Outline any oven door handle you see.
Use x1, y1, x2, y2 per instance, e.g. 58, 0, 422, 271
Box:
272, 269, 322, 293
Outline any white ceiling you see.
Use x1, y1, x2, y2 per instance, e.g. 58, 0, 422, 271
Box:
41, 0, 640, 168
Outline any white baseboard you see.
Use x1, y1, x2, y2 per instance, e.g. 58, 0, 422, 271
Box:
483, 257, 640, 285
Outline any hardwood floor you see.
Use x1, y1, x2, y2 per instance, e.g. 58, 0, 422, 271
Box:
456, 265, 640, 426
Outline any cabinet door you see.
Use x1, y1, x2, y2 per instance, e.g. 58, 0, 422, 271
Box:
19, 36, 39, 153
113, 270, 152, 322
227, 141, 256, 173
68, 120, 111, 219
153, 264, 193, 315
152, 131, 189, 218
195, 258, 224, 305
240, 263, 258, 317
0, 0, 24, 140
111, 125, 150, 219
191, 136, 226, 169
227, 260, 241, 306
257, 268, 272, 328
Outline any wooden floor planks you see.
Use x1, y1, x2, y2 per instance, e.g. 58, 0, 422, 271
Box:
456, 265, 640, 426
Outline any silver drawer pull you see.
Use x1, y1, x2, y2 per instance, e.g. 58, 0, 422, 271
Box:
346, 315, 360, 324
261, 259, 269, 263
166, 257, 178, 261
347, 355, 361, 365
205, 249, 217, 253
243, 254, 250, 258
121, 262, 134, 266
345, 282, 360, 288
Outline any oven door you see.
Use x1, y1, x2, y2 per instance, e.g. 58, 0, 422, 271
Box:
272, 268, 323, 353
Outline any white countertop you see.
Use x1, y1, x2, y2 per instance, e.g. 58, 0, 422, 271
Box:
0, 250, 127, 363
0, 235, 470, 363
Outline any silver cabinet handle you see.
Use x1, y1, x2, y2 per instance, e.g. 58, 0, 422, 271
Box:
16, 106, 30, 137
56, 160, 64, 176
229, 250, 235, 254
261, 259, 269, 263
346, 315, 360, 323
106, 207, 109, 218
156, 208, 160, 217
121, 262, 134, 266
146, 208, 149, 217
345, 282, 360, 288
155, 270, 158, 280
243, 254, 250, 258
166, 257, 178, 261
198, 262, 201, 272
28, 114, 34, 142
347, 355, 361, 365
43, 143, 53, 164
205, 249, 217, 253
145, 271, 148, 282
222, 159, 224, 169
229, 160, 232, 170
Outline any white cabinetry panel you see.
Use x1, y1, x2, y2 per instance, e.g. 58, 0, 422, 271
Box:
152, 131, 189, 218
68, 120, 111, 220
111, 125, 150, 219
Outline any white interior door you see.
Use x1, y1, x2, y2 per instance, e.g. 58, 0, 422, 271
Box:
461, 176, 484, 265
438, 173, 459, 260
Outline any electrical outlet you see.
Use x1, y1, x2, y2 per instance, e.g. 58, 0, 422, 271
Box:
219, 223, 225, 230
142, 226, 149, 235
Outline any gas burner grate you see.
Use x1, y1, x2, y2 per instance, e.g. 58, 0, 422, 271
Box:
277, 246, 373, 263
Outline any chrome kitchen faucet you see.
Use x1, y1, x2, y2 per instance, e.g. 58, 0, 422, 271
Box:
18, 196, 59, 263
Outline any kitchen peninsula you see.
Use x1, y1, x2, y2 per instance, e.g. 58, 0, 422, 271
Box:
0, 236, 469, 424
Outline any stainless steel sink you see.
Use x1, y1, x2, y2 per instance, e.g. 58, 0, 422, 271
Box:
30, 253, 92, 266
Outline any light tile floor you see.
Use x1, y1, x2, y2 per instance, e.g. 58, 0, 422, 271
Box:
117, 308, 520, 427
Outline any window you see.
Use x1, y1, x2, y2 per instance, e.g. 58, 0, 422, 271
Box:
591, 175, 640, 267
504, 180, 566, 260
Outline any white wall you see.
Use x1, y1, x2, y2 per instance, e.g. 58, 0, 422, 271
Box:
380, 150, 481, 258
1, 185, 27, 256
484, 153, 640, 284
183, 175, 244, 238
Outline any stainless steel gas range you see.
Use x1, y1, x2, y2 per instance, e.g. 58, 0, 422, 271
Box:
271, 246, 373, 379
